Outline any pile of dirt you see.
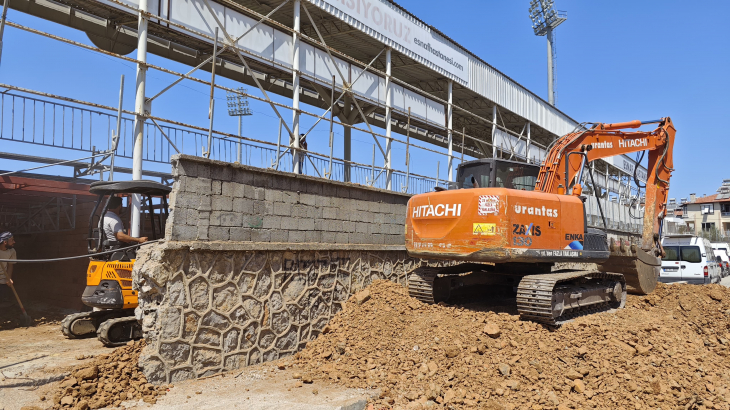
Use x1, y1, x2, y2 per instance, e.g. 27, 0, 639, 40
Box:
292, 280, 730, 410
49, 340, 169, 409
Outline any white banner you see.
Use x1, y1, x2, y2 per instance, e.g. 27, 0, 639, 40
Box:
310, 0, 469, 83
603, 155, 648, 182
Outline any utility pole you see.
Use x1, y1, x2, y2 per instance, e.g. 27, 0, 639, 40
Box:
529, 0, 567, 106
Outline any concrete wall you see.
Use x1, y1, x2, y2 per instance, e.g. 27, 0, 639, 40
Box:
134, 155, 436, 384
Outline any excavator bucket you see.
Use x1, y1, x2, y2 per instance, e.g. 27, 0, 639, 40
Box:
596, 238, 660, 295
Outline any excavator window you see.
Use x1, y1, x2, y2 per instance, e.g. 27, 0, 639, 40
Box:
458, 163, 491, 189
494, 161, 539, 191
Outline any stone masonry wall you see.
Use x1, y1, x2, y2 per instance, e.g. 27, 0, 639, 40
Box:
133, 155, 439, 383
166, 155, 408, 245
134, 245, 425, 383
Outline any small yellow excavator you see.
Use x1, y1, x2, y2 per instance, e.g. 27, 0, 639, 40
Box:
61, 180, 170, 346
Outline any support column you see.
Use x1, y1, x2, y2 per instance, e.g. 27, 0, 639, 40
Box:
343, 93, 351, 182
547, 27, 554, 106
385, 48, 393, 190
130, 0, 149, 237
491, 105, 497, 158
447, 80, 453, 181
525, 122, 531, 163
0, 0, 10, 66
291, 0, 302, 174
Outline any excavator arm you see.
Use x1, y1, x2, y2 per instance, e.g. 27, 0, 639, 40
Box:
535, 117, 676, 250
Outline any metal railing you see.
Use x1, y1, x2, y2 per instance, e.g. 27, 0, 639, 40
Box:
0, 91, 448, 194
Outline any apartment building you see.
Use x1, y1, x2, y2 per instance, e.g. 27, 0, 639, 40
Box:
667, 179, 730, 238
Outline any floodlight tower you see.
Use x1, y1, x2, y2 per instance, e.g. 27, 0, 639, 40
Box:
226, 88, 253, 163
529, 0, 567, 106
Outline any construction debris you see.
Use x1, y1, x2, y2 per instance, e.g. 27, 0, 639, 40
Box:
49, 340, 169, 409
293, 280, 730, 410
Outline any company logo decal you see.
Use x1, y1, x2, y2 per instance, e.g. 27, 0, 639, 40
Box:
473, 223, 496, 236
513, 224, 541, 236
412, 204, 462, 218
592, 141, 613, 149
478, 195, 500, 216
619, 138, 648, 148
513, 205, 558, 218
564, 233, 584, 250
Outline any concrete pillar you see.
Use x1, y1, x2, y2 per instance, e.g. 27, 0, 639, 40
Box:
491, 105, 497, 158
447, 80, 453, 181
525, 122, 531, 163
343, 93, 351, 182
385, 48, 393, 190
291, 0, 302, 174
130, 0, 149, 237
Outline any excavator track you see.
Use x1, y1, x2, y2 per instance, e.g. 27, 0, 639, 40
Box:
97, 316, 142, 347
516, 270, 626, 326
61, 310, 133, 339
407, 268, 441, 304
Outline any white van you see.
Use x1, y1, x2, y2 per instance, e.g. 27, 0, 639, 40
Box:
711, 242, 730, 278
660, 235, 721, 284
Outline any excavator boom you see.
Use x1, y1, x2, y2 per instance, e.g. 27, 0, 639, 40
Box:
536, 117, 675, 250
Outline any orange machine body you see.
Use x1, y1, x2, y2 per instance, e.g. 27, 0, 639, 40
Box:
85, 259, 138, 308
406, 188, 603, 263
406, 118, 675, 263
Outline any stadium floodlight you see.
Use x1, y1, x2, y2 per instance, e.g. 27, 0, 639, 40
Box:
528, 0, 567, 106
226, 88, 253, 163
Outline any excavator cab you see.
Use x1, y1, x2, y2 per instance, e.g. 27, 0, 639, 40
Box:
62, 180, 171, 346
456, 159, 540, 191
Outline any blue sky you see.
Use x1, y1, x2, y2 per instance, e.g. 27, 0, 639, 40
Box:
1, 0, 728, 198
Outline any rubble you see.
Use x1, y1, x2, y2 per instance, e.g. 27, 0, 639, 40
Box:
293, 280, 730, 410
49, 340, 168, 409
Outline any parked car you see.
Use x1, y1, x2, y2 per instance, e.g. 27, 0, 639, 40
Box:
660, 235, 722, 284
711, 242, 730, 278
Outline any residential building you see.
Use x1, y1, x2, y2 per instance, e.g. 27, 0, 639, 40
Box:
668, 180, 730, 240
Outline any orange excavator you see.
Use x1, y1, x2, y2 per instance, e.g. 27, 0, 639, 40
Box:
405, 118, 675, 325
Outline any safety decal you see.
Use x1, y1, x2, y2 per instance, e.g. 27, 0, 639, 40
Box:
478, 195, 499, 216
473, 223, 496, 236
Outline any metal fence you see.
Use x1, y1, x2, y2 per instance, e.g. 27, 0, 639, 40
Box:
0, 92, 448, 194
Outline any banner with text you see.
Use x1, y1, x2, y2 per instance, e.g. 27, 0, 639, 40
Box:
310, 0, 469, 83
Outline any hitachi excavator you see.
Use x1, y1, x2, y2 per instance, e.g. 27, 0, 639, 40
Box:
406, 118, 675, 325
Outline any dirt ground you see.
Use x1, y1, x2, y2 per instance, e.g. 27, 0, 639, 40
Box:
3, 280, 730, 410
293, 280, 730, 410
0, 323, 375, 410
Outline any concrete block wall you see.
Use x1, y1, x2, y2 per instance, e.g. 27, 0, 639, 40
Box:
134, 155, 443, 383
166, 155, 408, 246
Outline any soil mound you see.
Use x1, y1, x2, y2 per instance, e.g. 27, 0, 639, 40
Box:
49, 340, 168, 409
293, 280, 730, 410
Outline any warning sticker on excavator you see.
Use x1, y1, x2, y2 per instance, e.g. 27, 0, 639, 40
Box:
473, 223, 496, 236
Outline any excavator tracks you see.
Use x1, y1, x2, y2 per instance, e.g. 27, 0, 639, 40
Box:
407, 268, 441, 304
97, 316, 142, 347
516, 270, 626, 326
61, 310, 133, 339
